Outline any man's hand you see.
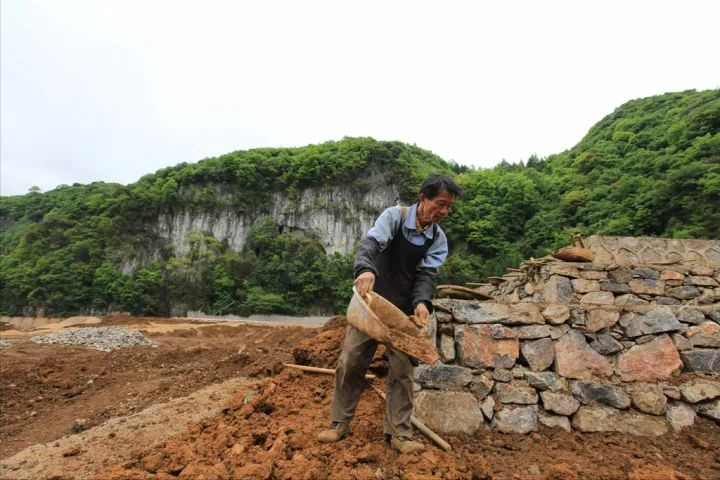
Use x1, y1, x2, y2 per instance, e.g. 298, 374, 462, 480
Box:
354, 271, 376, 296
412, 302, 430, 329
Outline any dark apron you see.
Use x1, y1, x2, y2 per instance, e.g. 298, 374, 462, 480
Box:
372, 214, 437, 315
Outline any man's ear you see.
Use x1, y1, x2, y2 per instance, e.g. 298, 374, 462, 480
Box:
418, 193, 426, 202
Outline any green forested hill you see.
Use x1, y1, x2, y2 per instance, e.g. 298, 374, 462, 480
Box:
1, 89, 718, 316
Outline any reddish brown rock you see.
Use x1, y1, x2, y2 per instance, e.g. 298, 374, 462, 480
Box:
618, 335, 682, 382
660, 270, 685, 282
456, 324, 519, 369
554, 331, 612, 379
691, 265, 714, 276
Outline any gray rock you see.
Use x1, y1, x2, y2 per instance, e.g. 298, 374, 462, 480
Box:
31, 326, 159, 352
538, 410, 571, 432
542, 276, 574, 303
630, 279, 665, 295
540, 391, 580, 416
548, 325, 570, 339
671, 333, 692, 351
615, 294, 649, 305
686, 275, 719, 287
515, 325, 551, 340
511, 365, 530, 378
571, 405, 668, 436
569, 308, 586, 327
470, 373, 494, 400
609, 268, 633, 283
525, 371, 566, 392
693, 398, 720, 423
495, 382, 538, 405
634, 267, 660, 280
571, 381, 631, 409
580, 291, 615, 305
627, 383, 667, 415
453, 302, 511, 324
635, 335, 655, 344
590, 334, 624, 355
667, 286, 701, 300
414, 390, 484, 434
619, 308, 682, 338
697, 289, 715, 304
706, 308, 720, 323
439, 334, 456, 363
492, 369, 513, 382
681, 349, 720, 373
666, 402, 696, 431
680, 379, 720, 403
600, 281, 630, 293
653, 296, 681, 305
520, 338, 554, 372
480, 395, 495, 421
492, 405, 538, 433
414, 364, 473, 390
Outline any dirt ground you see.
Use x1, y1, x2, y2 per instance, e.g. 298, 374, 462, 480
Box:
1, 315, 719, 480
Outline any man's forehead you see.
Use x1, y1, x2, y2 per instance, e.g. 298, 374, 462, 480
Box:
434, 190, 456, 202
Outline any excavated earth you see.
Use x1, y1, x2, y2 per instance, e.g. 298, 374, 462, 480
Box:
1, 315, 719, 480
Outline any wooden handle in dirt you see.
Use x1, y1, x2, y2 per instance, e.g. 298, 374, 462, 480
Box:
368, 384, 452, 452
282, 363, 377, 380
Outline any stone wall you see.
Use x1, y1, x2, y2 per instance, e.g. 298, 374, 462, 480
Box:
417, 241, 719, 436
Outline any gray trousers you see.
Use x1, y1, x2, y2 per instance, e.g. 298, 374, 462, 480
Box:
329, 326, 414, 437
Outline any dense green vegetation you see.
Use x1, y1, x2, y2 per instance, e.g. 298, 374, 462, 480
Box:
1, 90, 718, 316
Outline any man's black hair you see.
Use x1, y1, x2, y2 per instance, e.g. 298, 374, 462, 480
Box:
420, 174, 462, 199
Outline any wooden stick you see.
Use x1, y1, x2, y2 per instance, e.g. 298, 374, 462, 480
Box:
282, 363, 376, 380
368, 384, 452, 452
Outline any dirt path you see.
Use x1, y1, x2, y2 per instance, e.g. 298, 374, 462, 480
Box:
0, 377, 257, 480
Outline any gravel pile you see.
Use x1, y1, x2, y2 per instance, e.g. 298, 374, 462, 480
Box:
31, 326, 159, 352
0, 339, 11, 349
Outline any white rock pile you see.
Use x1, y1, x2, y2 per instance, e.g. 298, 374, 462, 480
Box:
31, 326, 159, 352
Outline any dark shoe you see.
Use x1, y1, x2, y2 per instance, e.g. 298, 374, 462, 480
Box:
390, 435, 425, 454
317, 421, 349, 443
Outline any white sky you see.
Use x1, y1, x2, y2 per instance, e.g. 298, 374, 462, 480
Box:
1, 0, 718, 196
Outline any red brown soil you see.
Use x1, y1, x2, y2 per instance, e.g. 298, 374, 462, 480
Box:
2, 315, 720, 480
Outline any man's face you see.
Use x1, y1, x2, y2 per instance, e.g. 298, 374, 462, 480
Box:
420, 189, 455, 223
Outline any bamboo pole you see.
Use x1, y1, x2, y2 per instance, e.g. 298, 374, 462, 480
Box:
282, 363, 377, 380
368, 384, 452, 452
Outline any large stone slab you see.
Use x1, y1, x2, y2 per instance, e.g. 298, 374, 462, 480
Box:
686, 321, 720, 347
414, 390, 483, 434
491, 405, 538, 433
571, 278, 600, 293
666, 402, 696, 431
679, 379, 720, 403
520, 338, 554, 372
525, 371, 567, 392
580, 291, 615, 305
667, 286, 700, 300
414, 364, 473, 390
629, 279, 665, 295
515, 325, 551, 340
619, 307, 682, 338
538, 411, 571, 432
571, 405, 668, 436
439, 334, 456, 363
626, 383, 667, 415
542, 276, 573, 303
617, 335, 682, 382
452, 302, 543, 325
540, 391, 580, 416
677, 308, 706, 325
693, 398, 720, 423
495, 381, 538, 405
456, 324, 519, 369
686, 275, 719, 287
681, 349, 720, 373
554, 330, 612, 379
542, 305, 570, 325
585, 309, 620, 332
570, 381, 631, 409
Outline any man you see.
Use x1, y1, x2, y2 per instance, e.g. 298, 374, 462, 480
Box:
317, 173, 461, 454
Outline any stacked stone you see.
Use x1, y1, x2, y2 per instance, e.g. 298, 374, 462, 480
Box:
415, 262, 720, 436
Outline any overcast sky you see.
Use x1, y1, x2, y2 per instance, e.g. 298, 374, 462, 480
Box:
1, 0, 718, 196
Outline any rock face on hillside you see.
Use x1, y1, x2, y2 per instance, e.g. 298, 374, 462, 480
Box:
117, 179, 400, 273
418, 236, 720, 436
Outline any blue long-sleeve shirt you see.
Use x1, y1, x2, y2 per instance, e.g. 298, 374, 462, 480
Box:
365, 203, 449, 270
